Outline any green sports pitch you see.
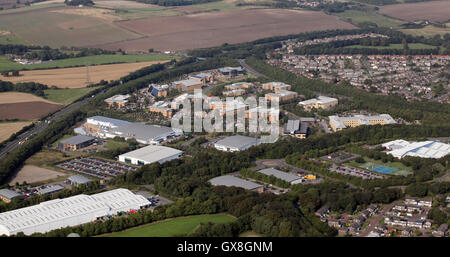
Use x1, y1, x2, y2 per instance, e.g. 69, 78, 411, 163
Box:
105, 214, 236, 237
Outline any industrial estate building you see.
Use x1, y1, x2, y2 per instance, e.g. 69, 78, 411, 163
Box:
118, 145, 182, 165
257, 168, 303, 185
58, 135, 96, 151
218, 67, 244, 76
209, 175, 263, 192
104, 94, 130, 108
382, 140, 450, 159
214, 135, 260, 152
283, 120, 309, 139
299, 96, 338, 110
106, 123, 181, 145
77, 116, 181, 145
329, 114, 396, 132
0, 188, 151, 236
67, 175, 92, 187
0, 189, 23, 203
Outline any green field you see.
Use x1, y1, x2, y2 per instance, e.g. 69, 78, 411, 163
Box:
401, 24, 450, 37
0, 54, 173, 72
0, 3, 65, 15
44, 87, 99, 105
106, 214, 236, 237
335, 10, 404, 28
345, 43, 437, 50
104, 139, 129, 150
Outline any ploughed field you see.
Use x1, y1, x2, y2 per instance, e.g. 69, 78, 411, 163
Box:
0, 60, 169, 88
96, 8, 356, 51
0, 101, 62, 120
380, 1, 450, 23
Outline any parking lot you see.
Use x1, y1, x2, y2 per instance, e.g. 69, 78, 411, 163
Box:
135, 191, 173, 208
56, 157, 137, 179
329, 164, 385, 180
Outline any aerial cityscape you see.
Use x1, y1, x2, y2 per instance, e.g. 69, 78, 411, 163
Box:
0, 0, 448, 247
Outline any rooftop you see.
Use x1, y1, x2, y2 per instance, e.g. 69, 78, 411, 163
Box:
59, 135, 94, 146
215, 135, 260, 149
257, 168, 301, 183
119, 145, 182, 164
68, 175, 92, 185
0, 189, 22, 200
108, 123, 179, 143
209, 175, 263, 190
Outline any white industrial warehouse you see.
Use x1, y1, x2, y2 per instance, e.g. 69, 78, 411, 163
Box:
0, 188, 151, 236
214, 135, 260, 152
382, 140, 450, 159
118, 145, 183, 165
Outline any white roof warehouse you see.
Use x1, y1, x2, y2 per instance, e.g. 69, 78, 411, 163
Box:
0, 189, 150, 236
119, 145, 183, 166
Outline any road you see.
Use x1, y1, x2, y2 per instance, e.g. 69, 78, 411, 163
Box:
0, 96, 94, 161
238, 59, 266, 78
431, 171, 450, 183
358, 203, 393, 237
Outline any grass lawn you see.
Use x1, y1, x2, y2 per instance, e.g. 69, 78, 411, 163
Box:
44, 87, 99, 105
25, 148, 77, 167
104, 139, 129, 150
105, 214, 236, 237
345, 43, 437, 50
0, 54, 174, 72
335, 10, 404, 28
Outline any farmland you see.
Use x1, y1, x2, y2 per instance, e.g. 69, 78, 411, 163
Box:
0, 92, 57, 104
105, 214, 236, 237
334, 10, 405, 28
0, 121, 32, 142
401, 24, 450, 37
380, 1, 450, 23
44, 87, 100, 105
0, 6, 142, 48
0, 101, 62, 120
0, 54, 173, 72
0, 60, 169, 88
96, 9, 356, 51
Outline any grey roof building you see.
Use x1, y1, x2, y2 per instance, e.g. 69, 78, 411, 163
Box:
67, 175, 92, 186
214, 135, 260, 152
58, 135, 95, 150
209, 175, 263, 191
36, 185, 64, 195
257, 168, 303, 184
283, 120, 309, 138
0, 189, 23, 203
106, 123, 182, 145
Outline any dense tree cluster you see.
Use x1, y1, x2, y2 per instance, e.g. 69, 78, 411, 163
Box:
64, 0, 94, 6
0, 80, 49, 97
131, 0, 219, 6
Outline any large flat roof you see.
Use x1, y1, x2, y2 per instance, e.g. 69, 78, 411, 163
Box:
0, 189, 22, 200
209, 175, 263, 190
108, 123, 178, 143
215, 135, 259, 149
257, 168, 301, 183
0, 188, 150, 236
59, 135, 94, 145
119, 145, 182, 164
